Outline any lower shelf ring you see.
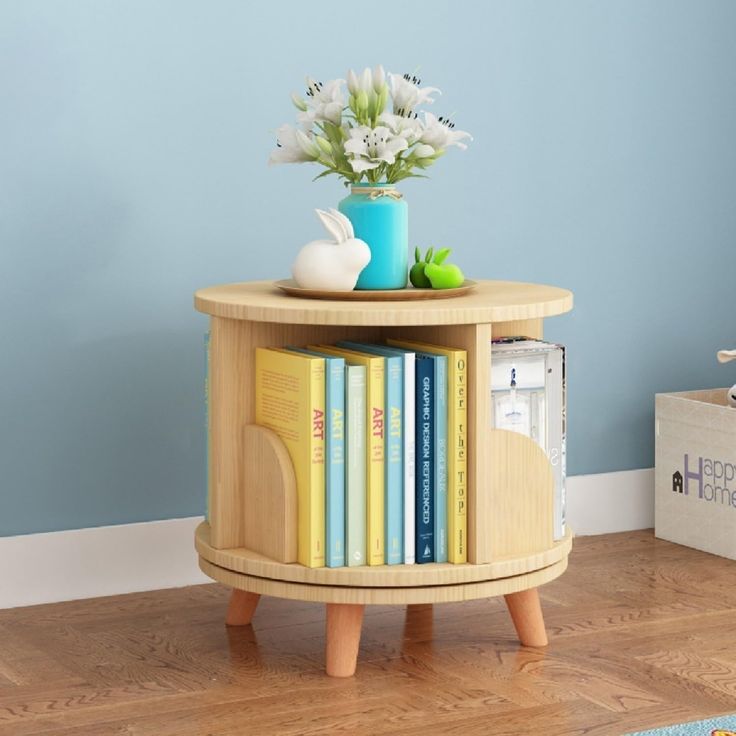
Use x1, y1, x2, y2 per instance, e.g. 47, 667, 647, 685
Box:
199, 556, 569, 606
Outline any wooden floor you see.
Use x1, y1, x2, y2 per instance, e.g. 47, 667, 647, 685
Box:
2, 531, 736, 735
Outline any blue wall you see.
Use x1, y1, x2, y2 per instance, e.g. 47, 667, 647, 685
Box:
2, 0, 735, 535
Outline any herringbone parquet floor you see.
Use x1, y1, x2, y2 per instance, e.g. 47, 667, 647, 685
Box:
2, 530, 736, 735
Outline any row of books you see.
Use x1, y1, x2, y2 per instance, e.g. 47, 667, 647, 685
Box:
204, 335, 566, 568
254, 340, 467, 568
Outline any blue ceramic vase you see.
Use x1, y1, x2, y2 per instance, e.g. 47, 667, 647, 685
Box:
338, 183, 408, 290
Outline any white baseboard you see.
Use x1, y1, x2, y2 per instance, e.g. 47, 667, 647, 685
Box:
0, 468, 655, 609
0, 516, 209, 609
567, 468, 654, 535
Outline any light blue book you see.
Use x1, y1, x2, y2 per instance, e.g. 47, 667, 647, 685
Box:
375, 344, 417, 564
287, 348, 346, 567
338, 342, 404, 565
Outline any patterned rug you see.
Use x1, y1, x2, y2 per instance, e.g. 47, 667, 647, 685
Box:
627, 715, 736, 735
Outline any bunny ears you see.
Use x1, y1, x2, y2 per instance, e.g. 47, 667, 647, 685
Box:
315, 208, 355, 243
718, 350, 736, 363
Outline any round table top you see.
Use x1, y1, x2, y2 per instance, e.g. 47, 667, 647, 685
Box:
194, 279, 573, 326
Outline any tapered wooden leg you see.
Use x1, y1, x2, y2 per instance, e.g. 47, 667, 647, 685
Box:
325, 603, 364, 677
226, 590, 261, 626
504, 588, 548, 647
403, 603, 433, 650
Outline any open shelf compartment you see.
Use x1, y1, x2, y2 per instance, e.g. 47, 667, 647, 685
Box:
205, 315, 561, 571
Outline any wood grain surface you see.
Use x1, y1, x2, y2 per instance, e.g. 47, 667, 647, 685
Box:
195, 521, 573, 587
194, 279, 573, 325
241, 425, 297, 563
198, 556, 569, 605
274, 279, 478, 301
3, 530, 736, 735
488, 429, 555, 559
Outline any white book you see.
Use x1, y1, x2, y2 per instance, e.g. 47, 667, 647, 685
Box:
546, 347, 565, 540
401, 351, 416, 564
346, 365, 367, 567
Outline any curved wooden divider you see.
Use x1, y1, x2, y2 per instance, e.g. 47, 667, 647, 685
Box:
489, 429, 556, 559
241, 424, 298, 563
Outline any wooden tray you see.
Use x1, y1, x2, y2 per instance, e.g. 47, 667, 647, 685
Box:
274, 279, 477, 301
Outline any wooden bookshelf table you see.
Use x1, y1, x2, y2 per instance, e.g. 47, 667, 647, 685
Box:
194, 279, 574, 677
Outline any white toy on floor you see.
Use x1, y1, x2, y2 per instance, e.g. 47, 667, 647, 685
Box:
291, 209, 370, 291
716, 349, 736, 407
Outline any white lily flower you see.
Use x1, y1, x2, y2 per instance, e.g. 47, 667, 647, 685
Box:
347, 69, 360, 96
346, 67, 376, 95
298, 78, 345, 127
268, 124, 319, 164
360, 67, 372, 93
290, 92, 307, 112
378, 112, 425, 145
420, 112, 472, 151
344, 125, 409, 173
346, 67, 390, 123
413, 143, 436, 159
296, 129, 321, 158
314, 135, 333, 158
271, 68, 470, 182
389, 73, 441, 117
372, 64, 386, 92
349, 158, 381, 173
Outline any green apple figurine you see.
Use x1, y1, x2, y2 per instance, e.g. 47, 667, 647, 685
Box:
412, 248, 465, 289
410, 246, 465, 289
409, 246, 433, 288
425, 260, 465, 288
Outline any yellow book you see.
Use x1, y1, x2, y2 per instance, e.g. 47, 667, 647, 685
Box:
311, 345, 385, 566
387, 339, 467, 564
255, 348, 325, 568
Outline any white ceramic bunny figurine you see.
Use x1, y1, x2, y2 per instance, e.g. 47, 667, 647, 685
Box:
716, 349, 736, 407
291, 209, 371, 291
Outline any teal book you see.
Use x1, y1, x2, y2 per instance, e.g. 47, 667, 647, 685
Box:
345, 364, 367, 566
338, 342, 404, 565
287, 348, 346, 567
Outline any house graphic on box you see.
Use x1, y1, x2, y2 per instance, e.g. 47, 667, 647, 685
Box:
672, 470, 683, 493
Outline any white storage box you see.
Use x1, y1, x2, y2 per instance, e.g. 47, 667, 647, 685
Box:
655, 388, 736, 560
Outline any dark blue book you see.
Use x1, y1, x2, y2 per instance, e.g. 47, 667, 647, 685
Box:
415, 354, 434, 563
